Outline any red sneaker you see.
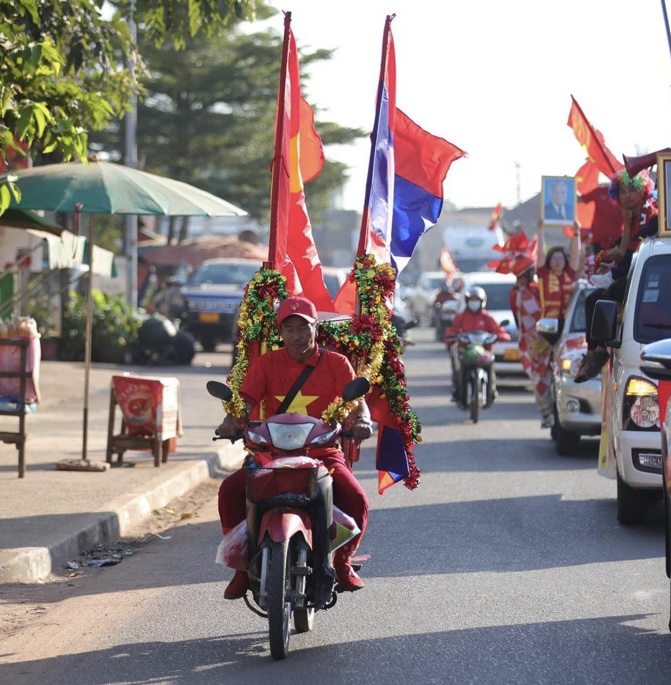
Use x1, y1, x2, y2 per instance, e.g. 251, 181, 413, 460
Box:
334, 561, 364, 591
224, 570, 248, 600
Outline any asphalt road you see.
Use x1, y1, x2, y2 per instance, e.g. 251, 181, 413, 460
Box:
2, 327, 671, 684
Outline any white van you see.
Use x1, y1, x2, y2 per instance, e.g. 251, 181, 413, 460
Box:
592, 237, 671, 524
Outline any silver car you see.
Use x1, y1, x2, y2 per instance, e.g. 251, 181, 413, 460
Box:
537, 280, 602, 455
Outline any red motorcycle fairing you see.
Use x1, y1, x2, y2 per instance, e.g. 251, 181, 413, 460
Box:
259, 507, 313, 548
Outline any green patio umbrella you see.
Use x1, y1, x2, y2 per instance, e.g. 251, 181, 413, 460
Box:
4, 159, 247, 216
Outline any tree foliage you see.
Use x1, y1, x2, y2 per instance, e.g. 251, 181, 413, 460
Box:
90, 27, 365, 225
0, 0, 265, 212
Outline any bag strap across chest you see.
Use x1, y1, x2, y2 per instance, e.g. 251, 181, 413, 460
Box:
276, 349, 323, 414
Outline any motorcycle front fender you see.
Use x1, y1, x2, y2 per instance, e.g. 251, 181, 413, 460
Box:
259, 508, 313, 549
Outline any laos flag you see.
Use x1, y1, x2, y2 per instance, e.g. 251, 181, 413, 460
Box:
339, 15, 465, 494
355, 15, 466, 275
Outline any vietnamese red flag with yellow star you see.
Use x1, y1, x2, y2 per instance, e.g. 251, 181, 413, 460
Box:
268, 12, 334, 313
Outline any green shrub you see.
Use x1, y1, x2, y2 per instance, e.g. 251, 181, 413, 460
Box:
61, 291, 142, 362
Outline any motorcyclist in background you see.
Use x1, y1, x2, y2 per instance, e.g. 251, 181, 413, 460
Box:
444, 286, 511, 407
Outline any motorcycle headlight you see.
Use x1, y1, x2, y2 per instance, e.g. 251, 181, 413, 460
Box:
623, 377, 659, 430
267, 422, 314, 450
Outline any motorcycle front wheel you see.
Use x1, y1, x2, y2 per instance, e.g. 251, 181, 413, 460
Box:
268, 539, 291, 660
469, 371, 480, 423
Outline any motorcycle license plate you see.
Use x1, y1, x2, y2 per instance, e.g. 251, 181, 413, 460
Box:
503, 347, 519, 361
199, 312, 219, 323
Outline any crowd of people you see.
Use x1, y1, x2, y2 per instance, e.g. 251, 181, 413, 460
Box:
441, 166, 658, 425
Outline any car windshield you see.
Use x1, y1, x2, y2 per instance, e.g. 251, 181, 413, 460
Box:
189, 262, 260, 286
634, 254, 671, 343
479, 282, 512, 311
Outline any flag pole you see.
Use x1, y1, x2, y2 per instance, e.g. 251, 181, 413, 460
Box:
356, 14, 394, 257
661, 0, 671, 65
267, 10, 292, 272
569, 95, 618, 176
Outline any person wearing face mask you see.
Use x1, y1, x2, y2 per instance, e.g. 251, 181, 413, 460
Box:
444, 286, 511, 407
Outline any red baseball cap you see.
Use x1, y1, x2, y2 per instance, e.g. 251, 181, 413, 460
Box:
276, 296, 318, 326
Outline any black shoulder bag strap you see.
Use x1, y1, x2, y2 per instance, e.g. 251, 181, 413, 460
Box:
276, 349, 323, 415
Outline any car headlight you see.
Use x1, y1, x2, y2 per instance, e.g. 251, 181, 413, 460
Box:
623, 376, 659, 430
560, 355, 583, 379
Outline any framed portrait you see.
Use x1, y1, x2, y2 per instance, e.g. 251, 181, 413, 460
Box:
657, 152, 671, 237
540, 175, 577, 226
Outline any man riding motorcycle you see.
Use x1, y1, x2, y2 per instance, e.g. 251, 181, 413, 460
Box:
444, 286, 511, 408
216, 296, 373, 599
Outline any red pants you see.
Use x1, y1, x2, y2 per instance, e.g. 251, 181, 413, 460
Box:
218, 450, 369, 560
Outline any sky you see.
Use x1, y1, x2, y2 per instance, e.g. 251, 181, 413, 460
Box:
261, 0, 671, 212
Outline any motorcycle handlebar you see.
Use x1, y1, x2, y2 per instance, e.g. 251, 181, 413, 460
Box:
212, 428, 245, 443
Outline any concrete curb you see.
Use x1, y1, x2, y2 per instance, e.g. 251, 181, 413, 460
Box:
0, 441, 246, 583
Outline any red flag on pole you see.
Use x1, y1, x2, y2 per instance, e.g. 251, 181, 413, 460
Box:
268, 12, 334, 312
567, 96, 624, 177
488, 202, 502, 231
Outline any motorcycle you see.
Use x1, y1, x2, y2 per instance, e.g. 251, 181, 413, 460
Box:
207, 376, 370, 660
447, 330, 498, 423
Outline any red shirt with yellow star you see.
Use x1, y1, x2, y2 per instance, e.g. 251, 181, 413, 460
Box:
239, 344, 357, 419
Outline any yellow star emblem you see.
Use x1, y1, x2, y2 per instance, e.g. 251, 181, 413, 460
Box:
275, 390, 319, 414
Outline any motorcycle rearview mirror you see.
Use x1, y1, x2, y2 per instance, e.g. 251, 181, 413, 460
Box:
206, 380, 233, 401
342, 377, 371, 402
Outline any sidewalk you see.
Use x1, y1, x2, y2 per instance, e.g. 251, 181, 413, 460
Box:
0, 358, 245, 583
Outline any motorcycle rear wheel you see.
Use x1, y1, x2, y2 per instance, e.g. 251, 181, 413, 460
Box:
469, 372, 480, 423
268, 539, 291, 660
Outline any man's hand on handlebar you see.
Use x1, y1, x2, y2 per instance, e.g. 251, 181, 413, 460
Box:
351, 420, 373, 442
217, 413, 244, 439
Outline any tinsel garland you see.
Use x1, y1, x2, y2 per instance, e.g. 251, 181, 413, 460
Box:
226, 255, 422, 490
224, 268, 288, 417
318, 254, 422, 490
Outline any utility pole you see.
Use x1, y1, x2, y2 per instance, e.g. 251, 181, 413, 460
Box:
123, 1, 138, 308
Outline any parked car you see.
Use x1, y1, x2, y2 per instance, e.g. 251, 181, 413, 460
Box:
537, 280, 602, 455
591, 237, 671, 524
456, 272, 522, 377
179, 257, 263, 352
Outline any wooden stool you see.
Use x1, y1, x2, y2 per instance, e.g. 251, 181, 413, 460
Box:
105, 389, 170, 467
